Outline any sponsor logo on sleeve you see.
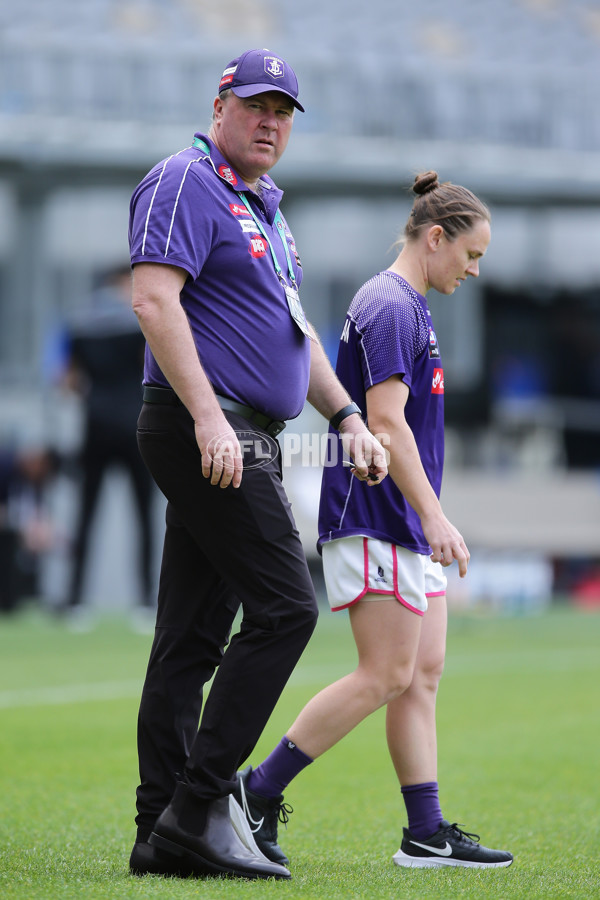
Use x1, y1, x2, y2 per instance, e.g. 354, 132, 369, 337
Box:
432, 368, 444, 394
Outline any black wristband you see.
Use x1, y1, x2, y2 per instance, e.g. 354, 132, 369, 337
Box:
329, 402, 361, 430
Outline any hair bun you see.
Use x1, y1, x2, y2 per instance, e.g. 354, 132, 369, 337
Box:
413, 171, 439, 196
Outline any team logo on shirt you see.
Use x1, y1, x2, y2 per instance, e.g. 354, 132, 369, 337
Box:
218, 165, 238, 186
428, 327, 440, 359
229, 203, 247, 216
432, 368, 444, 394
249, 236, 267, 258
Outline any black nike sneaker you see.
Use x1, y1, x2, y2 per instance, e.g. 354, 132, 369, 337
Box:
232, 765, 293, 866
393, 820, 513, 868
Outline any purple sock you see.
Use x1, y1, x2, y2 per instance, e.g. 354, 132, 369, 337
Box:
246, 736, 313, 798
401, 782, 443, 839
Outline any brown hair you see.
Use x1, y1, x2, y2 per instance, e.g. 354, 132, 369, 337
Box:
404, 171, 491, 242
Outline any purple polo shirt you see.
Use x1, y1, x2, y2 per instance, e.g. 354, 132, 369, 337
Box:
318, 272, 445, 555
128, 133, 310, 421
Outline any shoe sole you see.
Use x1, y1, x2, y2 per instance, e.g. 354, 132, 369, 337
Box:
393, 851, 513, 869
148, 831, 291, 880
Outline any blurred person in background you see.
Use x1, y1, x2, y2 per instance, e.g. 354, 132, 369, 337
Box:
0, 443, 59, 613
60, 264, 156, 632
127, 48, 387, 881
237, 172, 513, 870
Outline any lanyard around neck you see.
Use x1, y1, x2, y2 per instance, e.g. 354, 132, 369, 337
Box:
192, 136, 296, 289
235, 195, 296, 288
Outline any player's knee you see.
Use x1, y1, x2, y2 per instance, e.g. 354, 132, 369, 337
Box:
368, 663, 414, 705
415, 654, 445, 692
385, 669, 414, 702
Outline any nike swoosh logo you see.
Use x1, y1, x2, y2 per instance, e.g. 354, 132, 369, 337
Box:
410, 840, 453, 857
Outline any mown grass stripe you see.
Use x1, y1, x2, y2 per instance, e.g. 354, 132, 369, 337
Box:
1, 645, 597, 709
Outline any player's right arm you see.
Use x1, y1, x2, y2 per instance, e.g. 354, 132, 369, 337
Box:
131, 262, 242, 488
366, 374, 469, 576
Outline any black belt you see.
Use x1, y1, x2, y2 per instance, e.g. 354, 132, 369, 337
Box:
142, 385, 286, 438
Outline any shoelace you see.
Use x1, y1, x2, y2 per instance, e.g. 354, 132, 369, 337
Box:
449, 823, 481, 845
276, 801, 294, 828
238, 776, 294, 834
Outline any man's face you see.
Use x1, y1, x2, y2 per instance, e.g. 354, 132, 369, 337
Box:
211, 91, 295, 184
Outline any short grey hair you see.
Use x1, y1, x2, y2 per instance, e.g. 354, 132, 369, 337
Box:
211, 88, 232, 122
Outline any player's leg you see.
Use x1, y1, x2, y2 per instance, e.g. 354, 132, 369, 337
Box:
386, 590, 447, 835
234, 596, 422, 864
284, 597, 422, 758
389, 561, 513, 869
281, 536, 425, 758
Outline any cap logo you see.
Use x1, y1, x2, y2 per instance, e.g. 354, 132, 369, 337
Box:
264, 56, 284, 79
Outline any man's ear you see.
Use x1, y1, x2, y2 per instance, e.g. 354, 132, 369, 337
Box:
212, 96, 224, 122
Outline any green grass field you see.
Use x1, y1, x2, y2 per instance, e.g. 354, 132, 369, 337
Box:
1, 603, 598, 899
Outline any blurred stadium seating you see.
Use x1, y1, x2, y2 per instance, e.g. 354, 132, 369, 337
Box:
2, 1, 600, 150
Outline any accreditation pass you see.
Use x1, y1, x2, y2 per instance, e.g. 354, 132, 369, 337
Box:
284, 285, 312, 338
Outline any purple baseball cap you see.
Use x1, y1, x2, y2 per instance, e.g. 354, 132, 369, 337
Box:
218, 48, 304, 112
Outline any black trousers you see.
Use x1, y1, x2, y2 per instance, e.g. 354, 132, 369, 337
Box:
134, 401, 318, 841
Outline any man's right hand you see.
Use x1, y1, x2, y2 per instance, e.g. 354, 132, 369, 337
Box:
194, 418, 244, 489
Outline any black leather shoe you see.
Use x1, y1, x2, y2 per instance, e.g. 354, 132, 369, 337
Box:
233, 765, 291, 865
129, 840, 197, 877
149, 782, 291, 880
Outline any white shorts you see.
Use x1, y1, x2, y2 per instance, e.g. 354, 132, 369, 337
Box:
321, 536, 447, 616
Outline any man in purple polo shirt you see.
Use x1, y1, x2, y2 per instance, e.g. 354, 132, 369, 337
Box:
127, 49, 387, 880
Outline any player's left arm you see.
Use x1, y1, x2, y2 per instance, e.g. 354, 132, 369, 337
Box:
305, 322, 388, 485
367, 375, 469, 575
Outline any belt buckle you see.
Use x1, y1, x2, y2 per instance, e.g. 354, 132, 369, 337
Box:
268, 420, 286, 438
